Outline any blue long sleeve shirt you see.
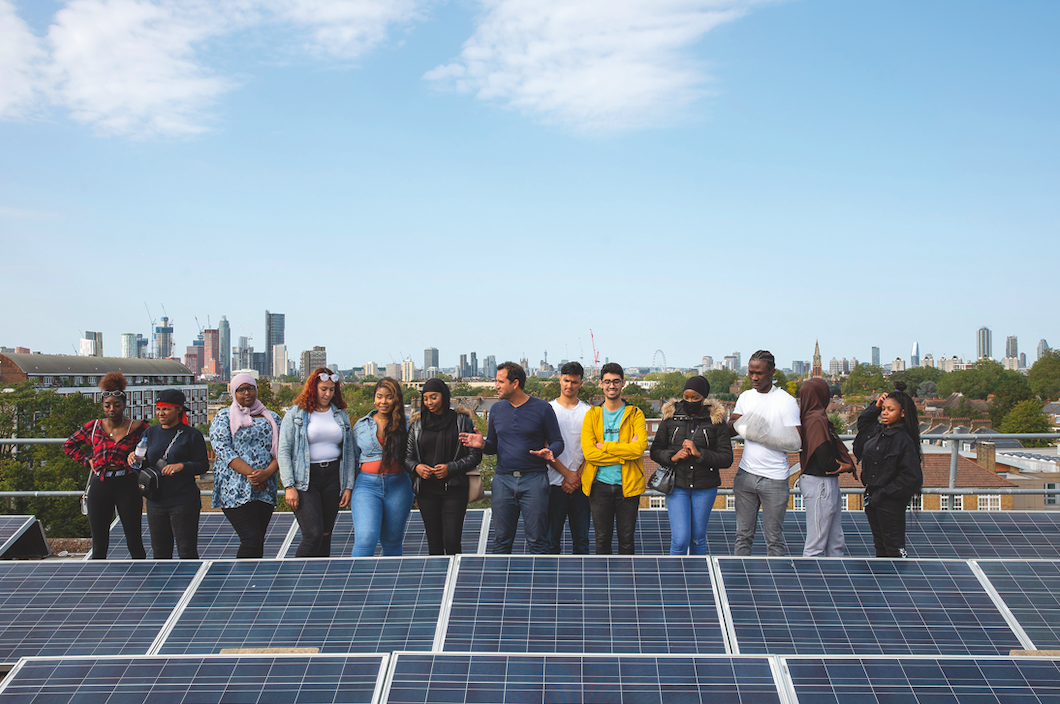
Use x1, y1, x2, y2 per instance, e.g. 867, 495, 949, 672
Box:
484, 396, 564, 474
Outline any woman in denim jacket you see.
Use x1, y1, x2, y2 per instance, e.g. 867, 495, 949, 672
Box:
350, 377, 412, 556
279, 368, 354, 557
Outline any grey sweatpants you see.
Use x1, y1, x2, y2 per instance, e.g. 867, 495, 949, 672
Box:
800, 474, 845, 557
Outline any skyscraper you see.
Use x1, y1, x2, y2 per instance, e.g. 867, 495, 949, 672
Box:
81, 331, 103, 357
1039, 339, 1051, 361
120, 333, 138, 358
977, 326, 992, 360
459, 354, 468, 378
401, 357, 416, 383
300, 346, 327, 379
871, 346, 880, 367
272, 344, 288, 378
424, 347, 439, 372
910, 342, 919, 368
265, 311, 285, 377
470, 352, 478, 377
1006, 336, 1018, 359
154, 316, 174, 359
203, 329, 220, 376
484, 355, 497, 378
218, 316, 231, 380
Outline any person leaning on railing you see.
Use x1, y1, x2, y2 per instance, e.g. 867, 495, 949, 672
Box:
63, 371, 147, 559
209, 374, 281, 558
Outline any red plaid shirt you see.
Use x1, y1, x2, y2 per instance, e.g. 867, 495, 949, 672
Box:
63, 419, 146, 476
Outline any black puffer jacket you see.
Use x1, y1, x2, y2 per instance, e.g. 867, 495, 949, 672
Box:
649, 399, 733, 490
403, 407, 482, 495
853, 404, 923, 502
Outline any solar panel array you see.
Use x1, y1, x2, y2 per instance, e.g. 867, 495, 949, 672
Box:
0, 515, 35, 557
285, 509, 487, 557
976, 560, 1060, 651
442, 556, 727, 654
97, 512, 297, 560
0, 654, 387, 704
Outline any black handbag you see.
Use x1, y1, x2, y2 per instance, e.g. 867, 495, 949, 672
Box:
139, 429, 182, 500
647, 465, 675, 494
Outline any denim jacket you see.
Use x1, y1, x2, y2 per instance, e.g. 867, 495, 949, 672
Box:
352, 412, 408, 476
278, 405, 354, 492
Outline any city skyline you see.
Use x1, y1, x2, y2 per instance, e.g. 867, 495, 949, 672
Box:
2, 3, 1057, 366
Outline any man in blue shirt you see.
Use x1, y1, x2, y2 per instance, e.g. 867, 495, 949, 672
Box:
461, 362, 563, 553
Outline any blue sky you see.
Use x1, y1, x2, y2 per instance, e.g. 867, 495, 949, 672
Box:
1, 0, 1057, 373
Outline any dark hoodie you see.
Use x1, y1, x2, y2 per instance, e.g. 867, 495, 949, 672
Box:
798, 378, 855, 478
649, 399, 733, 490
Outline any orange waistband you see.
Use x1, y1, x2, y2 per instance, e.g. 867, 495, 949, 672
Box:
359, 460, 402, 475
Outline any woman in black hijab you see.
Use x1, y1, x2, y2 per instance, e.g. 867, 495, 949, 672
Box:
404, 379, 482, 554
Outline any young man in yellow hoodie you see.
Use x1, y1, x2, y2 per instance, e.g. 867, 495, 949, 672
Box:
580, 363, 648, 554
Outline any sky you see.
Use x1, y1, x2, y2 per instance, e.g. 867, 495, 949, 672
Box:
1, 0, 1058, 373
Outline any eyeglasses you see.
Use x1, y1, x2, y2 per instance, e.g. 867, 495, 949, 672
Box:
234, 386, 256, 393
317, 373, 341, 382
601, 379, 624, 386
101, 391, 126, 398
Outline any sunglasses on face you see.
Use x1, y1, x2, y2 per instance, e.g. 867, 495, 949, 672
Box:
317, 374, 341, 382
101, 391, 126, 398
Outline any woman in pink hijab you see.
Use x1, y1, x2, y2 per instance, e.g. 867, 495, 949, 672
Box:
209, 374, 281, 557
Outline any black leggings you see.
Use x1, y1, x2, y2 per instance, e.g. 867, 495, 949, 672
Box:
293, 464, 341, 557
87, 473, 145, 560
865, 492, 909, 557
417, 484, 468, 555
147, 502, 201, 559
223, 501, 274, 558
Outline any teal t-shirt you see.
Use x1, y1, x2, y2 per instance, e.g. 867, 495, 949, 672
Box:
595, 404, 625, 485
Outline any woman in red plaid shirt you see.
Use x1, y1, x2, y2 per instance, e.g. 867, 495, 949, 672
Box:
63, 372, 147, 559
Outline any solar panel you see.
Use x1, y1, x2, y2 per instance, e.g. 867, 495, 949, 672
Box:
0, 561, 203, 664
716, 558, 1027, 656
782, 656, 1060, 703
285, 509, 487, 557
900, 512, 1060, 559
0, 654, 388, 704
157, 557, 451, 655
441, 556, 728, 654
977, 560, 1060, 650
0, 516, 35, 556
384, 653, 784, 704
96, 511, 296, 560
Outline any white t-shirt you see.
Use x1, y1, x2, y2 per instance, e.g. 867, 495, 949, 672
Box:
734, 386, 800, 480
307, 410, 343, 463
548, 399, 590, 486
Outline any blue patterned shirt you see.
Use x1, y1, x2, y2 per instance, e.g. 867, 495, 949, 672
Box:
210, 408, 280, 508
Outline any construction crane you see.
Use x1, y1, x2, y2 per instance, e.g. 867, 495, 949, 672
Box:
194, 316, 204, 335
589, 329, 601, 377
144, 303, 156, 331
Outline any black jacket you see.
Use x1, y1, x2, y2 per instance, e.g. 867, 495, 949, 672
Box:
853, 404, 923, 501
142, 424, 209, 508
403, 407, 482, 495
649, 399, 733, 490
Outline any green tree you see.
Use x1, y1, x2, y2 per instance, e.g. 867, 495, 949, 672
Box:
275, 386, 298, 408
255, 381, 281, 413
705, 369, 738, 395
999, 400, 1053, 448
988, 371, 1034, 426
451, 383, 476, 397
842, 364, 887, 397
937, 360, 1003, 400
623, 383, 647, 396
916, 381, 938, 398
828, 412, 847, 434
889, 365, 944, 392
1029, 350, 1060, 401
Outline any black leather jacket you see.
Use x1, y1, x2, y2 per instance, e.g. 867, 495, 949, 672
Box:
649, 399, 733, 490
403, 409, 482, 495
854, 404, 923, 501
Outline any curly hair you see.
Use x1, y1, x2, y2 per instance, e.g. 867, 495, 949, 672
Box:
294, 367, 347, 412
99, 372, 127, 392
374, 377, 407, 468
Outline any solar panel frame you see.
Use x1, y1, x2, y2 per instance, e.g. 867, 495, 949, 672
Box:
0, 560, 205, 665
975, 559, 1060, 651
440, 555, 731, 654
0, 515, 35, 556
155, 557, 453, 655
381, 652, 793, 704
715, 557, 1028, 657
0, 653, 390, 704
779, 654, 1060, 704
91, 511, 298, 560
284, 509, 488, 558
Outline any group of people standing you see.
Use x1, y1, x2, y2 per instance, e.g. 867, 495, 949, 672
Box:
65, 352, 924, 561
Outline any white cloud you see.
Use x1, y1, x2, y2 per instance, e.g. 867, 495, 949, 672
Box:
425, 0, 762, 133
0, 0, 45, 118
0, 0, 427, 138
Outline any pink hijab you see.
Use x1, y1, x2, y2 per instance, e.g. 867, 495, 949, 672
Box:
228, 374, 278, 458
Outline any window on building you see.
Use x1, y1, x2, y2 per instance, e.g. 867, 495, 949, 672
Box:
792, 494, 805, 511
978, 494, 1001, 511
909, 494, 923, 510
1046, 483, 1059, 507
726, 496, 735, 510
648, 496, 666, 509
841, 494, 849, 511
941, 495, 963, 511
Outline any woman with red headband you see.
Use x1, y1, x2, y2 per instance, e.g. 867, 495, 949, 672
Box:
129, 388, 209, 559
63, 371, 147, 559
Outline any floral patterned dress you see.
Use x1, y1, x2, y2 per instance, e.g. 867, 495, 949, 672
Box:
209, 408, 280, 509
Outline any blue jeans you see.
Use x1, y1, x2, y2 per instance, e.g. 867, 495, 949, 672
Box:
666, 486, 718, 555
491, 472, 549, 554
547, 484, 591, 554
351, 472, 413, 557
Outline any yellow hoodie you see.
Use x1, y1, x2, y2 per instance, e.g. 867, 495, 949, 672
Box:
580, 404, 648, 498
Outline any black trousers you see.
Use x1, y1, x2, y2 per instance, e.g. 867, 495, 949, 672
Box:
589, 480, 640, 555
87, 472, 145, 560
293, 463, 341, 558
223, 501, 274, 558
147, 501, 201, 559
417, 484, 468, 555
865, 492, 909, 557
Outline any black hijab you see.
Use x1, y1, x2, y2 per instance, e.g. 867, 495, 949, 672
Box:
420, 378, 459, 466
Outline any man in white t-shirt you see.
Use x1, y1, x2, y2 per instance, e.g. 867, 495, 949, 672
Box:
546, 362, 591, 554
729, 350, 801, 556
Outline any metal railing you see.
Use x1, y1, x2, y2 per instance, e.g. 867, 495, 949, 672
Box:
2, 433, 1057, 498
